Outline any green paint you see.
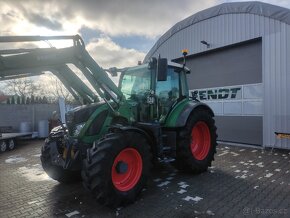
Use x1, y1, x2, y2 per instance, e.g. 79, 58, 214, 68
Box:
164, 98, 189, 127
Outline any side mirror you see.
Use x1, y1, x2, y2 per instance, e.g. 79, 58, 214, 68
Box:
157, 58, 168, 81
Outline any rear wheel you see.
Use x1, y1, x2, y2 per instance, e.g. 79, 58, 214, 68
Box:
8, 139, 16, 151
82, 131, 151, 207
175, 110, 217, 173
41, 141, 81, 183
0, 140, 7, 152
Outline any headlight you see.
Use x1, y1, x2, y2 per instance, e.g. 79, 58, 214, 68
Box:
73, 123, 85, 136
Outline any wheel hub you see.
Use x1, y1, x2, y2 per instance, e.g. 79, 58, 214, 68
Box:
111, 148, 143, 192
115, 161, 128, 174
191, 121, 211, 160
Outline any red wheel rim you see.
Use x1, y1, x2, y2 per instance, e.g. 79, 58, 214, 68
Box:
111, 148, 142, 192
191, 121, 211, 160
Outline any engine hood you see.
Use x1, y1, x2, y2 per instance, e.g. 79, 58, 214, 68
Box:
66, 101, 106, 125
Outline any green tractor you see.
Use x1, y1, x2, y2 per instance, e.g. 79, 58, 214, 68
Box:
0, 35, 217, 206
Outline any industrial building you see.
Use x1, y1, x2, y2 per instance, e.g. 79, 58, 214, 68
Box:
144, 1, 290, 149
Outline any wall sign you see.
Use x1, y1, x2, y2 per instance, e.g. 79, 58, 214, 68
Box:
189, 84, 263, 116
191, 87, 242, 101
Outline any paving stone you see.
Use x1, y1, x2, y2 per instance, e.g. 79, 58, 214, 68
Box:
0, 140, 289, 217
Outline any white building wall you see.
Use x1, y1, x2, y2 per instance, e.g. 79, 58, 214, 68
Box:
147, 14, 290, 149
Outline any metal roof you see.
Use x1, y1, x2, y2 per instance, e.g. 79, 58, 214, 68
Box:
145, 1, 290, 61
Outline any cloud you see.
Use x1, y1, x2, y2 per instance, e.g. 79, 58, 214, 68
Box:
0, 0, 219, 38
86, 36, 145, 68
25, 13, 63, 30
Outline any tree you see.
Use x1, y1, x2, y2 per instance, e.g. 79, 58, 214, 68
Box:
31, 95, 35, 104
4, 78, 42, 97
43, 74, 74, 104
16, 96, 21, 104
21, 95, 26, 104
26, 97, 31, 104
11, 96, 15, 104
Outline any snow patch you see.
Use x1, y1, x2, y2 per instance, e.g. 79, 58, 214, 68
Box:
180, 184, 189, 189
217, 151, 229, 156
177, 189, 187, 194
240, 175, 247, 179
157, 181, 170, 187
230, 152, 239, 156
206, 210, 215, 216
153, 178, 162, 182
18, 165, 52, 182
178, 182, 186, 186
5, 155, 27, 164
265, 173, 273, 178
182, 196, 203, 202
66, 211, 80, 217
32, 154, 41, 157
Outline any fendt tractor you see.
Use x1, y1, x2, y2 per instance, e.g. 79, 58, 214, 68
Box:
0, 35, 217, 206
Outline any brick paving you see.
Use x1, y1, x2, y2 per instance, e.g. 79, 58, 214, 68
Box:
0, 140, 289, 218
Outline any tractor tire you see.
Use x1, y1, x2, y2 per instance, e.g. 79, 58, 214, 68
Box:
82, 131, 151, 207
175, 109, 217, 173
7, 139, 16, 151
40, 142, 81, 183
0, 140, 7, 152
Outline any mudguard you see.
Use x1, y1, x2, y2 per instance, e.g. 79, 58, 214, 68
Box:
164, 100, 214, 128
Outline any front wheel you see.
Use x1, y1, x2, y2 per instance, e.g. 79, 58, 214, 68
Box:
82, 131, 151, 207
40, 141, 81, 183
175, 109, 217, 173
0, 140, 7, 152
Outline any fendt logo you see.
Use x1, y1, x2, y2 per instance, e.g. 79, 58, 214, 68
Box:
191, 87, 241, 100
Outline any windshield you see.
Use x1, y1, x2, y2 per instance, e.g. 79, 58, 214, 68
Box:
120, 66, 151, 99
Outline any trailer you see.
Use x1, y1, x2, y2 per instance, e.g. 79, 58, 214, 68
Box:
0, 127, 32, 152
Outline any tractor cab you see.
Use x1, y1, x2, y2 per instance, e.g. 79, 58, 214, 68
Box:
119, 60, 190, 123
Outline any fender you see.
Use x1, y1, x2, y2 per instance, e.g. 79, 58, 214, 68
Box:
109, 125, 154, 146
164, 99, 214, 128
109, 124, 158, 157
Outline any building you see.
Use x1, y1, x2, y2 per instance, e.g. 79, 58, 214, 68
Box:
144, 1, 290, 149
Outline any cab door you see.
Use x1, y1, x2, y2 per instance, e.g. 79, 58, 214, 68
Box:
156, 67, 181, 122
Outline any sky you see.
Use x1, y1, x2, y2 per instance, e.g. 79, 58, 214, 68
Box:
1, 0, 290, 91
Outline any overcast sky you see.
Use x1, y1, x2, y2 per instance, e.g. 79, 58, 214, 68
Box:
1, 0, 290, 73
0, 0, 288, 68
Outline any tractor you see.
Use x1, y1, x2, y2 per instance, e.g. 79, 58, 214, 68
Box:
0, 35, 217, 206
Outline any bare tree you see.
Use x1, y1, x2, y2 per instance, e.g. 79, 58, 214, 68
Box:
42, 74, 75, 104
3, 74, 76, 104
4, 78, 41, 97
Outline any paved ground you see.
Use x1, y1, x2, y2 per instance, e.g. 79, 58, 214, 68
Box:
0, 140, 289, 218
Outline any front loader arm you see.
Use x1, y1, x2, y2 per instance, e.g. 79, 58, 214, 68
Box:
0, 35, 126, 108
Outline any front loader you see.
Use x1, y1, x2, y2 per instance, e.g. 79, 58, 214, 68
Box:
0, 35, 217, 206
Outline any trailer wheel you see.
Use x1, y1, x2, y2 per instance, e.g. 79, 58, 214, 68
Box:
8, 139, 16, 150
41, 142, 81, 183
175, 109, 217, 173
82, 131, 151, 207
0, 140, 7, 152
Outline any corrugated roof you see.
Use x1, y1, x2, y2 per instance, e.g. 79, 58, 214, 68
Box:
145, 1, 290, 61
